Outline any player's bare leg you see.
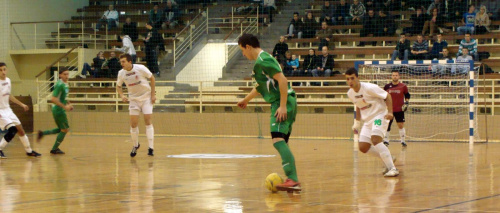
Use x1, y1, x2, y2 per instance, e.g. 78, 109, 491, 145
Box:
130, 115, 140, 157
397, 122, 407, 147
143, 114, 154, 156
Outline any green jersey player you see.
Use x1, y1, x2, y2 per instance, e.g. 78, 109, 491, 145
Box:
236, 34, 300, 191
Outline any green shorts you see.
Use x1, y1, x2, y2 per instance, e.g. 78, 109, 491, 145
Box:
52, 109, 69, 130
270, 94, 297, 135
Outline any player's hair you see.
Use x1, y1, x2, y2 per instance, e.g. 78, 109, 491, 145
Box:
120, 53, 133, 62
345, 68, 358, 77
391, 70, 399, 73
0, 62, 6, 67
465, 32, 471, 36
417, 34, 423, 37
238, 34, 260, 48
293, 12, 299, 16
59, 68, 70, 74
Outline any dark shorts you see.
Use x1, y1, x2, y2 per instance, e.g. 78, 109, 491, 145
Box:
388, 111, 404, 131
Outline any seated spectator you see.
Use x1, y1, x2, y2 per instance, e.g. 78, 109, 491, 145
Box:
283, 51, 293, 76
102, 51, 121, 78
422, 8, 445, 36
431, 48, 455, 74
287, 12, 303, 39
121, 18, 138, 42
392, 34, 411, 61
260, 0, 276, 23
312, 46, 334, 78
456, 48, 473, 61
320, 1, 335, 25
440, 48, 453, 60
316, 21, 333, 51
96, 5, 119, 31
334, 0, 350, 27
427, 0, 446, 15
448, 0, 468, 25
475, 5, 491, 34
303, 12, 318, 38
358, 9, 377, 47
272, 36, 288, 63
302, 49, 317, 77
457, 5, 476, 35
149, 3, 163, 29
377, 10, 396, 37
349, 0, 366, 25
114, 33, 137, 63
403, 7, 427, 35
430, 33, 448, 60
288, 54, 300, 76
457, 33, 479, 61
80, 51, 105, 78
410, 34, 429, 60
163, 0, 180, 30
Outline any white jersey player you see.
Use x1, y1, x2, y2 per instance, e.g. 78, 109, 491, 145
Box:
345, 68, 399, 177
116, 54, 156, 157
0, 63, 41, 158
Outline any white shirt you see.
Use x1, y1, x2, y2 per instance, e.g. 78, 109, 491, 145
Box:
0, 78, 11, 109
117, 64, 153, 101
115, 36, 136, 56
348, 82, 388, 121
103, 10, 119, 20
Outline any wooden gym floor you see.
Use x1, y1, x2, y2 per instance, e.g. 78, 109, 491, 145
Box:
0, 135, 499, 212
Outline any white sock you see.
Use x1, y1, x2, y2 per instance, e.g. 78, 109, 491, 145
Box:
19, 135, 33, 153
384, 132, 390, 142
374, 143, 395, 170
146, 125, 154, 149
0, 138, 7, 150
130, 127, 139, 147
365, 144, 380, 157
399, 128, 406, 143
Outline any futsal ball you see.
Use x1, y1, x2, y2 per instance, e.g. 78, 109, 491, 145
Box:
265, 173, 284, 193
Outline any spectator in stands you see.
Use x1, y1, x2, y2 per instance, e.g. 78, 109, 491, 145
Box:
403, 7, 427, 35
448, 0, 468, 25
458, 33, 479, 61
287, 12, 303, 39
260, 0, 276, 23
410, 34, 429, 60
427, 0, 446, 15
475, 5, 491, 34
320, 1, 335, 25
102, 51, 121, 78
316, 21, 333, 51
364, 0, 376, 13
144, 22, 162, 76
163, 0, 180, 30
115, 33, 137, 63
457, 5, 476, 35
429, 33, 448, 60
80, 51, 105, 78
456, 48, 473, 61
376, 10, 396, 38
312, 46, 334, 78
358, 9, 377, 46
288, 53, 301, 76
149, 3, 164, 30
392, 34, 410, 61
121, 18, 138, 42
334, 0, 351, 27
349, 0, 366, 25
302, 49, 317, 77
422, 8, 445, 36
303, 12, 318, 38
96, 4, 119, 31
439, 48, 453, 60
272, 36, 288, 63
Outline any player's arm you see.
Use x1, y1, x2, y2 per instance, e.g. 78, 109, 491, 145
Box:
273, 72, 289, 122
384, 92, 394, 120
355, 107, 361, 121
116, 76, 127, 102
238, 88, 259, 109
352, 106, 361, 133
149, 75, 156, 104
9, 95, 29, 111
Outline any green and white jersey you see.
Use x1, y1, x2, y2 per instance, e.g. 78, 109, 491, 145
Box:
252, 51, 293, 103
52, 79, 69, 113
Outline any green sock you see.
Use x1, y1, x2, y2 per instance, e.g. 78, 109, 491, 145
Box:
52, 132, 66, 150
43, 128, 61, 135
273, 140, 298, 182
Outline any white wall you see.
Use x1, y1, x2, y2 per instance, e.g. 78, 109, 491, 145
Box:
176, 43, 227, 87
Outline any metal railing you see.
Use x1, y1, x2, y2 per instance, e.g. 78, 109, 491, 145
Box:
173, 11, 207, 67
220, 7, 259, 63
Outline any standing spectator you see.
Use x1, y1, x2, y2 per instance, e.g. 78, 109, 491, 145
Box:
121, 18, 138, 42
303, 12, 318, 38
475, 5, 491, 34
149, 3, 163, 29
403, 7, 427, 35
422, 8, 445, 36
144, 22, 162, 76
448, 0, 468, 25
392, 34, 410, 61
316, 21, 333, 51
334, 0, 351, 27
115, 33, 137, 63
102, 51, 121, 78
377, 10, 395, 37
260, 0, 276, 23
96, 4, 119, 31
287, 12, 303, 39
320, 1, 335, 25
350, 0, 366, 25
410, 34, 429, 60
429, 33, 448, 60
302, 49, 317, 77
163, 0, 180, 30
456, 48, 473, 61
272, 36, 288, 63
457, 5, 476, 35
312, 46, 334, 78
458, 33, 479, 61
358, 9, 377, 46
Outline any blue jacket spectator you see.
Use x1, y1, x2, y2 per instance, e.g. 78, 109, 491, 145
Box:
457, 5, 476, 34
430, 34, 448, 59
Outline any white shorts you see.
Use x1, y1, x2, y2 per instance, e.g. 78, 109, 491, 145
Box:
129, 99, 153, 115
0, 108, 21, 130
359, 112, 389, 143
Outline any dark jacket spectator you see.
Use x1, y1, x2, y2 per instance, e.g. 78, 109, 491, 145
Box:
358, 9, 378, 46
121, 18, 139, 42
312, 46, 334, 78
287, 12, 304, 38
376, 10, 395, 36
163, 1, 180, 29
411, 35, 429, 60
430, 34, 448, 59
302, 49, 318, 72
391, 34, 411, 60
422, 8, 446, 36
320, 1, 335, 25
102, 52, 121, 78
403, 7, 428, 35
303, 12, 318, 38
272, 36, 288, 62
149, 4, 164, 29
448, 0, 468, 22
364, 0, 377, 12
144, 23, 162, 75
316, 21, 333, 50
334, 0, 350, 25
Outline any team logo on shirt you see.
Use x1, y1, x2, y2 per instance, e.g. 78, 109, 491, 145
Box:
1, 83, 8, 86
129, 81, 142, 86
355, 95, 363, 98
126, 72, 136, 76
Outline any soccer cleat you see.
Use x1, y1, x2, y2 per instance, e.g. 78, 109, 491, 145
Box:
401, 142, 407, 147
384, 168, 400, 177
37, 131, 44, 142
148, 148, 154, 156
383, 141, 389, 146
276, 179, 301, 192
27, 150, 42, 157
50, 148, 65, 154
0, 150, 6, 158
130, 144, 140, 157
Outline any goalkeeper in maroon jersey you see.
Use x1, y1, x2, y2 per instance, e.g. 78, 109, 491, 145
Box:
383, 70, 410, 147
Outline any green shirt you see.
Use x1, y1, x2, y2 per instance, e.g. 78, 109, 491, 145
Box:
52, 79, 69, 112
252, 51, 293, 103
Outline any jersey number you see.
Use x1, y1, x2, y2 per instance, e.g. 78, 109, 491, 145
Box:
374, 119, 382, 126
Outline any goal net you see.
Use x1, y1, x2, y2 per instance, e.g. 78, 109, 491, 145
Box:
356, 60, 480, 143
